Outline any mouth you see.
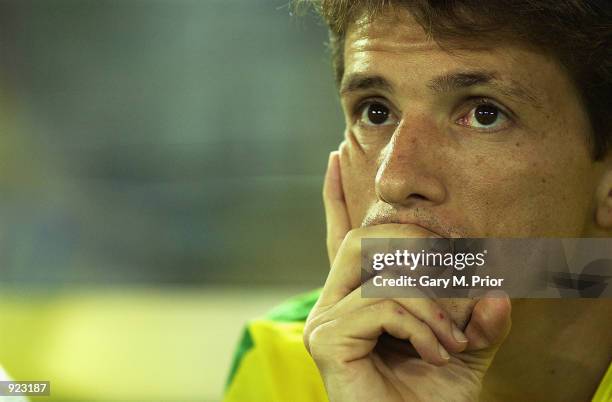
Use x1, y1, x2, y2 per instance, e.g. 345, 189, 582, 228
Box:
362, 216, 447, 238
360, 203, 463, 238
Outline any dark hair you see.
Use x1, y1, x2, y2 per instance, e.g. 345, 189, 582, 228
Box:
295, 0, 612, 159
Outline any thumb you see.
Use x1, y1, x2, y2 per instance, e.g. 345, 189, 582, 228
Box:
464, 292, 512, 352
323, 150, 351, 266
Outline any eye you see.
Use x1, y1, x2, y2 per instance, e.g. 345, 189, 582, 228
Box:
456, 101, 511, 131
358, 101, 398, 127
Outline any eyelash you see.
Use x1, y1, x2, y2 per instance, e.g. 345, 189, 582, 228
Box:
469, 97, 512, 114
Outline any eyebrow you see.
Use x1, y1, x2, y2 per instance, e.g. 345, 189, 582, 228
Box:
427, 70, 541, 107
427, 71, 495, 92
340, 69, 541, 108
340, 74, 393, 96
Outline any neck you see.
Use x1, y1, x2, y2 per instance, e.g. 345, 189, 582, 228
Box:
481, 299, 612, 402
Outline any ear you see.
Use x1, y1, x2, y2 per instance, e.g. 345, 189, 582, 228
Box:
595, 165, 612, 229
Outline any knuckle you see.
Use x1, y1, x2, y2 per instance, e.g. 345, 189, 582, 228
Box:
303, 331, 312, 353
306, 316, 350, 366
344, 228, 361, 243
307, 323, 333, 362
303, 322, 314, 352
368, 300, 403, 323
341, 228, 364, 254
427, 305, 449, 328
377, 299, 400, 315
303, 311, 330, 353
411, 322, 435, 344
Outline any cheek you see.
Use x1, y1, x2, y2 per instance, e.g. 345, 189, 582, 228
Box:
456, 146, 595, 236
340, 132, 380, 228
466, 167, 550, 235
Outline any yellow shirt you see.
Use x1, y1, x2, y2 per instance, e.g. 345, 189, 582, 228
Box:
224, 290, 612, 402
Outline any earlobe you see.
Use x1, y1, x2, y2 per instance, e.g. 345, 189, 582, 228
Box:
595, 168, 612, 229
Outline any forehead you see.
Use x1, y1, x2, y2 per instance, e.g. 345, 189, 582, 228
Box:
342, 8, 565, 103
346, 8, 436, 56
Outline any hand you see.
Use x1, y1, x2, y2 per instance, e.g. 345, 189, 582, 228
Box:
304, 150, 512, 402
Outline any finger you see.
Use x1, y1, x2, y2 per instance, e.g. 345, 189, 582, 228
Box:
309, 300, 451, 368
464, 292, 512, 352
435, 297, 477, 331
327, 283, 469, 353
323, 150, 351, 266
318, 224, 440, 307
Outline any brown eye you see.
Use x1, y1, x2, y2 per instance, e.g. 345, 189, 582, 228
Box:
474, 105, 499, 126
456, 100, 511, 132
368, 103, 389, 124
358, 101, 398, 127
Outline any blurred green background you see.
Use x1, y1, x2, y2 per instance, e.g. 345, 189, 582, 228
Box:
0, 1, 343, 400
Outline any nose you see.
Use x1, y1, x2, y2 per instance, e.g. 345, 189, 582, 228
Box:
375, 119, 447, 208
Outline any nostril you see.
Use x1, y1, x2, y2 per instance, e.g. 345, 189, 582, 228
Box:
408, 194, 428, 201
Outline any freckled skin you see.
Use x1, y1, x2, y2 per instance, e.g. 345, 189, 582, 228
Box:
335, 8, 612, 401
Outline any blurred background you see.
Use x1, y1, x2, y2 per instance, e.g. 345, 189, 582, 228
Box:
0, 0, 343, 400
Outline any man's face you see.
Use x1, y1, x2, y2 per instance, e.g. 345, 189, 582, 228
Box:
338, 8, 607, 238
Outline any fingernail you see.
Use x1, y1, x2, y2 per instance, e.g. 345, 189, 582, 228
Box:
438, 344, 450, 360
452, 326, 468, 343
